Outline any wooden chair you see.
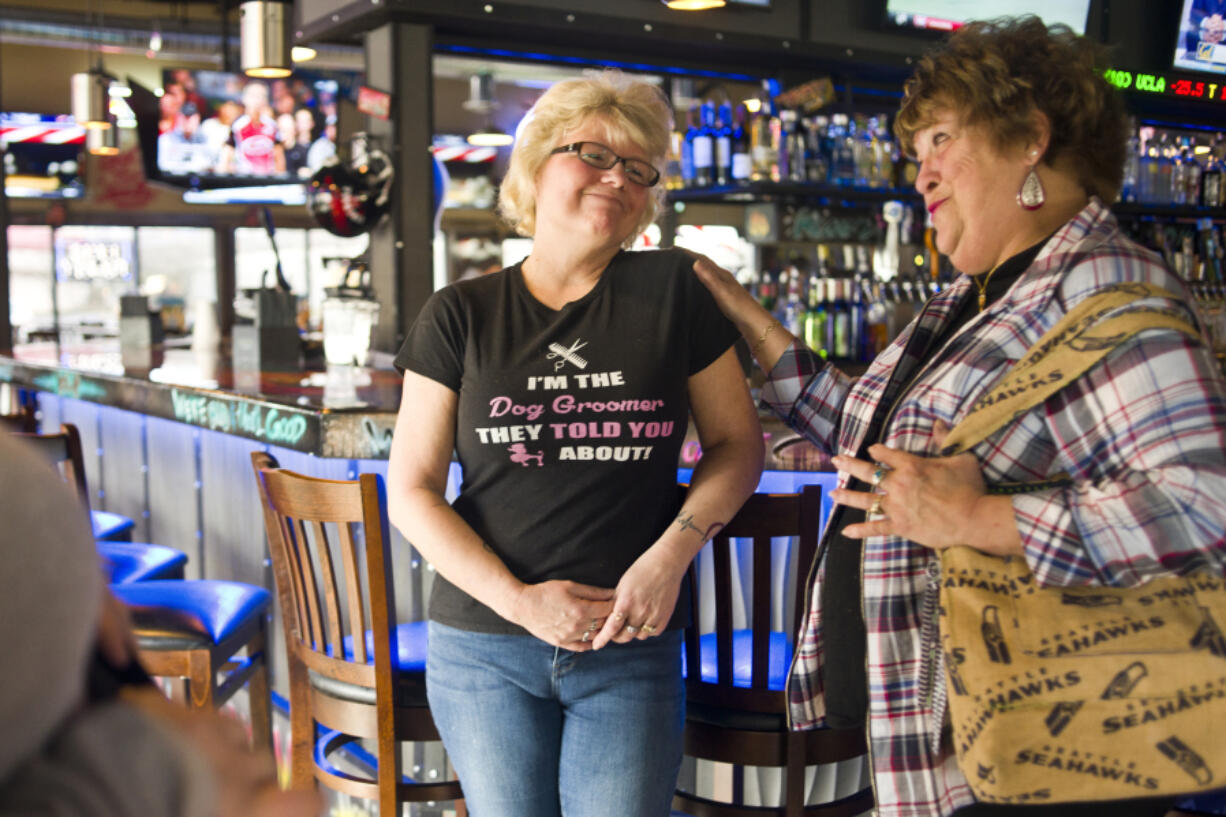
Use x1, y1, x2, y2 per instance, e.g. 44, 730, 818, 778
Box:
12, 424, 272, 751
674, 485, 872, 817
250, 451, 464, 814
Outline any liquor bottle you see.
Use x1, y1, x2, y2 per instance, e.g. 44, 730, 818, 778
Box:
730, 105, 752, 185
1120, 126, 1140, 203
853, 114, 873, 188
1158, 131, 1175, 204
757, 265, 777, 314
832, 114, 856, 186
692, 101, 716, 188
826, 277, 851, 360
680, 107, 697, 188
1138, 128, 1157, 204
776, 109, 794, 183
1204, 135, 1224, 207
845, 246, 864, 360
787, 111, 808, 182
750, 83, 777, 182
803, 250, 828, 357
781, 256, 805, 335
1172, 137, 1189, 206
805, 115, 829, 183
1184, 137, 1203, 207
715, 101, 733, 186
1203, 134, 1223, 208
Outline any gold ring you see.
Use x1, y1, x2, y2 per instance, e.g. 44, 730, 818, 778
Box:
868, 496, 885, 517
585, 618, 599, 633
871, 464, 890, 490
640, 624, 656, 635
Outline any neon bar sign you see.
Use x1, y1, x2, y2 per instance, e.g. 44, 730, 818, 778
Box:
1105, 68, 1225, 102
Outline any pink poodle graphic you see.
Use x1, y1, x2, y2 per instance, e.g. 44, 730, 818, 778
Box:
508, 443, 544, 467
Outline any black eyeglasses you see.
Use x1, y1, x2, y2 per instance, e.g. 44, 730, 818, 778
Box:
549, 142, 661, 188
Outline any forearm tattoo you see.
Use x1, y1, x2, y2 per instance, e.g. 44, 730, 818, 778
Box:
675, 511, 725, 544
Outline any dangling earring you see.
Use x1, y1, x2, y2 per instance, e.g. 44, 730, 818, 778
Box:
1018, 153, 1045, 210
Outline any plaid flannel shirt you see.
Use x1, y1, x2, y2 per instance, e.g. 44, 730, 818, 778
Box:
763, 199, 1226, 817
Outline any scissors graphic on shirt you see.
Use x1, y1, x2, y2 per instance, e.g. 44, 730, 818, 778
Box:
547, 339, 588, 371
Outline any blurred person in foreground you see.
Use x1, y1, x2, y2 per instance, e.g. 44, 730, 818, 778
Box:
692, 16, 1226, 817
0, 432, 320, 817
387, 70, 763, 817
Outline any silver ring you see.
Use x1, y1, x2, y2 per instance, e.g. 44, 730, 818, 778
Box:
871, 464, 890, 490
868, 496, 885, 518
625, 624, 640, 634
581, 630, 593, 642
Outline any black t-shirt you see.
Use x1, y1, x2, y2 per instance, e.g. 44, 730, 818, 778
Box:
395, 248, 740, 634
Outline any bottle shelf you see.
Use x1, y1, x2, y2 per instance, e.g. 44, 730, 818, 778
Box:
668, 181, 922, 207
1111, 202, 1226, 222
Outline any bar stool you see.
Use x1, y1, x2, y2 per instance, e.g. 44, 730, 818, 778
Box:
674, 485, 872, 817
109, 578, 273, 751
11, 424, 180, 573
10, 425, 271, 749
101, 541, 189, 583
250, 450, 464, 814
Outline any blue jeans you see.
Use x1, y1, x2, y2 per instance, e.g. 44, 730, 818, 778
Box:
426, 621, 684, 817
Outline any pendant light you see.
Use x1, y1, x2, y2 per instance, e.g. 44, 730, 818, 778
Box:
240, 0, 292, 79
86, 125, 119, 156
463, 72, 512, 147
467, 126, 513, 147
662, 0, 727, 9
71, 70, 113, 131
71, 0, 114, 136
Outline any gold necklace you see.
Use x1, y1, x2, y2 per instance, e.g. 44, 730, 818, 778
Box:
973, 263, 1002, 312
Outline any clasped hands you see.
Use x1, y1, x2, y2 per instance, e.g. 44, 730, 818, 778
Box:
509, 548, 684, 652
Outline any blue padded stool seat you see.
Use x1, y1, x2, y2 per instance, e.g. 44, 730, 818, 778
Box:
310, 621, 430, 707
111, 579, 271, 651
92, 509, 136, 542
99, 542, 188, 583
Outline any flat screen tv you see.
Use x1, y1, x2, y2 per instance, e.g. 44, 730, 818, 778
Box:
0, 113, 85, 198
883, 0, 1092, 35
1173, 0, 1226, 75
155, 67, 344, 188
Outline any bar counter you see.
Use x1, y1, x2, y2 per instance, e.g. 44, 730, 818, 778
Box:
2, 341, 405, 459
1, 339, 834, 469
2, 339, 840, 800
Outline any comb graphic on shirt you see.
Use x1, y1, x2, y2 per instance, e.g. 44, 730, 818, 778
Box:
547, 339, 588, 371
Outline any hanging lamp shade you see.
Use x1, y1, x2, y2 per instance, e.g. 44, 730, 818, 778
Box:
240, 0, 292, 79
71, 71, 113, 129
466, 125, 513, 147
662, 0, 726, 8
86, 124, 119, 156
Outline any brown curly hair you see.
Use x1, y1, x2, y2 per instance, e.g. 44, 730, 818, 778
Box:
894, 15, 1127, 203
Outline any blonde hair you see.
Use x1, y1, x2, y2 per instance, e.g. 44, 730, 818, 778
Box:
498, 70, 673, 247
894, 16, 1127, 202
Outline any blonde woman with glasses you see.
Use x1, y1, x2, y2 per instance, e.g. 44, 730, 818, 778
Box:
387, 70, 763, 817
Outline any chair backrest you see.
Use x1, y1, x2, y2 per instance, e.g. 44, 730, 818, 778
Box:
11, 423, 92, 515
251, 451, 397, 695
683, 484, 823, 714
0, 404, 37, 433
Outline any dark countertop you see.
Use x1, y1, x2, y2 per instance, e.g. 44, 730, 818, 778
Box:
1, 340, 404, 459
1, 339, 832, 470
